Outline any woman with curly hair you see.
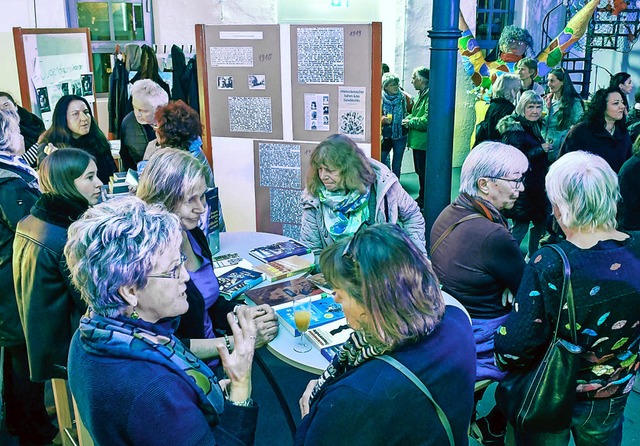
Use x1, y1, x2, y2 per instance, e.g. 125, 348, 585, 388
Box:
543, 67, 584, 162
143, 100, 208, 167
300, 134, 426, 260
560, 86, 632, 173
37, 95, 117, 183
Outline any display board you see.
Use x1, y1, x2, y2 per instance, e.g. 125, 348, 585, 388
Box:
253, 140, 316, 239
13, 27, 96, 128
290, 24, 379, 143
203, 25, 283, 141
196, 23, 380, 234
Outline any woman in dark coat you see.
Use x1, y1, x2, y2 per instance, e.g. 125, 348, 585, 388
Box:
0, 108, 57, 445
37, 95, 117, 183
497, 90, 550, 257
296, 224, 475, 445
560, 87, 632, 173
14, 148, 102, 384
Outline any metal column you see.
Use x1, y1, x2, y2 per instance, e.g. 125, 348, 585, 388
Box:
424, 0, 460, 242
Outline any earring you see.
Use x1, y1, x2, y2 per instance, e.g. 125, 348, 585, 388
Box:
131, 307, 139, 319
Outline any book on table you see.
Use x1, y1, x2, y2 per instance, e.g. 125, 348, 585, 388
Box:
205, 187, 220, 255
217, 266, 265, 299
211, 252, 244, 270
243, 276, 326, 308
253, 255, 314, 282
275, 295, 344, 336
306, 318, 353, 361
248, 239, 311, 263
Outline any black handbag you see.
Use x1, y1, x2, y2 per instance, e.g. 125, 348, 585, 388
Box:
495, 244, 583, 433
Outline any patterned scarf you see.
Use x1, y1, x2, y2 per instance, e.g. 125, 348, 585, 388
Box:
310, 330, 386, 404
0, 153, 39, 189
78, 312, 224, 419
382, 91, 405, 140
319, 187, 370, 240
453, 193, 509, 228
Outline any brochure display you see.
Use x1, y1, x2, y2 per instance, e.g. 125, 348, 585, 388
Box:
13, 27, 96, 128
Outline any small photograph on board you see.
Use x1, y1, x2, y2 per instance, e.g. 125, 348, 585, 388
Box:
322, 115, 329, 126
310, 101, 317, 110
36, 87, 50, 112
323, 105, 329, 115
71, 80, 83, 96
81, 74, 93, 96
60, 82, 70, 96
248, 74, 266, 90
217, 76, 234, 90
322, 95, 329, 105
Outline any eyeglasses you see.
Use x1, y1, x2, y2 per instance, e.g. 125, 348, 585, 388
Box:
148, 254, 187, 280
485, 176, 525, 187
341, 221, 370, 262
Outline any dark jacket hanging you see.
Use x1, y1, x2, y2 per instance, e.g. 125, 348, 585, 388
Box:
108, 57, 131, 138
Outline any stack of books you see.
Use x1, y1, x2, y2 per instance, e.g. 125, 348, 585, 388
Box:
243, 277, 326, 308
253, 255, 314, 282
108, 172, 128, 195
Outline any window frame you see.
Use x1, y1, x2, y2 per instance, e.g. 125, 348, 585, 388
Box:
475, 0, 516, 51
66, 0, 154, 94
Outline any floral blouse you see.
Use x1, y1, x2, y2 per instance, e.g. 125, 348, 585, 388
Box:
494, 235, 640, 399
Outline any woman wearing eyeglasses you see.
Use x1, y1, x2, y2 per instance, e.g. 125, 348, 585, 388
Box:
37, 95, 117, 184
296, 223, 476, 445
300, 134, 426, 261
430, 141, 528, 446
137, 148, 277, 367
66, 196, 260, 445
497, 91, 551, 258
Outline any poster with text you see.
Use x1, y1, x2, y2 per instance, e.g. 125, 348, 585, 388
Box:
338, 86, 366, 140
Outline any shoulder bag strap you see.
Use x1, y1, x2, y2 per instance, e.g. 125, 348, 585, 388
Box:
430, 213, 483, 257
546, 244, 577, 344
374, 355, 454, 446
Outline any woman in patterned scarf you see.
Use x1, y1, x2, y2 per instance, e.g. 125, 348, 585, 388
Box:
300, 134, 426, 261
65, 196, 259, 445
295, 223, 476, 445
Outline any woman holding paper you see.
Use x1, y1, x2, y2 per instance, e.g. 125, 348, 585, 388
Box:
137, 148, 278, 366
300, 134, 426, 260
296, 223, 475, 445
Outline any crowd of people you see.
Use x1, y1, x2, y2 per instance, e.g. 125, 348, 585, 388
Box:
0, 30, 639, 446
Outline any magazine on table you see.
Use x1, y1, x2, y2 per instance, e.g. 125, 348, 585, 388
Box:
248, 239, 311, 263
242, 276, 325, 308
276, 295, 344, 336
218, 266, 265, 299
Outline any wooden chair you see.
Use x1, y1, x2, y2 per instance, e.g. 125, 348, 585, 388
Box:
51, 378, 94, 446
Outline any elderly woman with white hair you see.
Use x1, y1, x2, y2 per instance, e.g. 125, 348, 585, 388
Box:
66, 196, 260, 445
430, 141, 529, 445
495, 151, 640, 445
119, 79, 169, 170
0, 108, 58, 445
497, 90, 551, 257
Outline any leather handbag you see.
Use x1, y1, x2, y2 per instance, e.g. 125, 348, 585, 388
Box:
495, 244, 583, 433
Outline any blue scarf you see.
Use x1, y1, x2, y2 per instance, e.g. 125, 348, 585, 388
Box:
382, 91, 405, 140
318, 187, 370, 240
78, 312, 225, 419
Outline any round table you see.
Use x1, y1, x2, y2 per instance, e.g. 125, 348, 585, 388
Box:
219, 232, 328, 375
